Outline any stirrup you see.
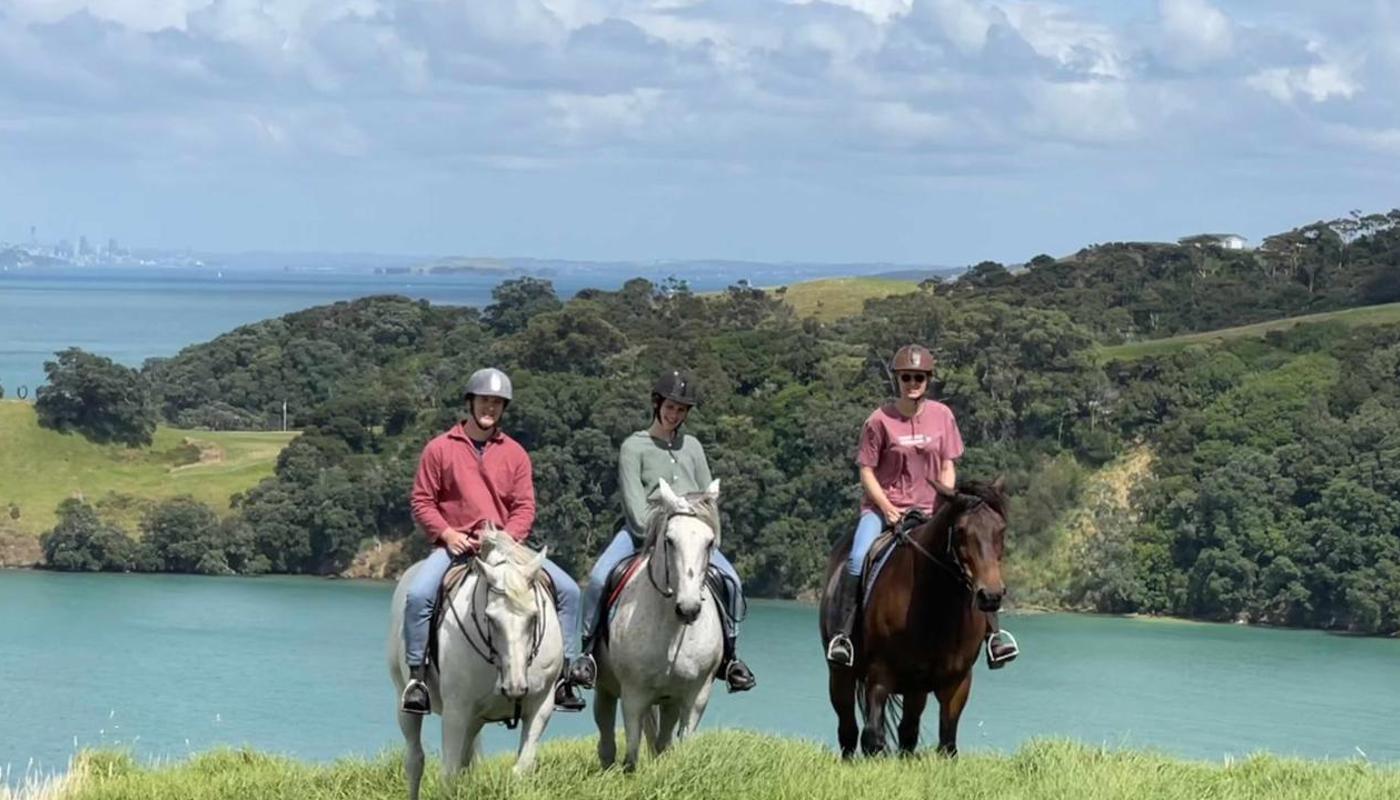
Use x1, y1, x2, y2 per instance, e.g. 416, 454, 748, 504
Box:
826, 634, 855, 667
986, 630, 1020, 670
400, 678, 430, 716
568, 654, 597, 689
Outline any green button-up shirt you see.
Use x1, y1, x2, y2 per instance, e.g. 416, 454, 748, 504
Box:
618, 430, 714, 535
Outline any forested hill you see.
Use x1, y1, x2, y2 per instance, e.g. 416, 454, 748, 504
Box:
925, 210, 1400, 342
32, 210, 1400, 634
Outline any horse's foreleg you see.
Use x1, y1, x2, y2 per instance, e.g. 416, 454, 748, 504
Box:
654, 701, 681, 755
513, 691, 555, 776
934, 672, 972, 758
620, 689, 650, 773
460, 718, 485, 771
593, 687, 619, 769
823, 666, 856, 762
396, 710, 425, 800
897, 691, 928, 756
678, 679, 715, 741
828, 666, 859, 759
439, 706, 475, 781
860, 678, 892, 757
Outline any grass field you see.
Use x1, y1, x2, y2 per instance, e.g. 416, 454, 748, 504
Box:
1099, 301, 1400, 362
18, 732, 1399, 800
0, 402, 296, 537
776, 277, 918, 322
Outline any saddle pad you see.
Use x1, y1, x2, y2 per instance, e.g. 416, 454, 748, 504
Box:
860, 511, 933, 608
861, 531, 899, 609
594, 554, 644, 645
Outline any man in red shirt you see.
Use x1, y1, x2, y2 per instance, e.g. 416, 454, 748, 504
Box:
400, 368, 589, 714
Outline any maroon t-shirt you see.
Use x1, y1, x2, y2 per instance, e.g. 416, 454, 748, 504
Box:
856, 401, 965, 514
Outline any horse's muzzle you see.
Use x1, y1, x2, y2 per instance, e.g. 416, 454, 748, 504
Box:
675, 604, 701, 625
976, 587, 1004, 612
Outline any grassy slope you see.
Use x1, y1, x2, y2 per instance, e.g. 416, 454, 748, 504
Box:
0, 402, 295, 537
1099, 301, 1400, 362
41, 733, 1400, 800
777, 277, 918, 322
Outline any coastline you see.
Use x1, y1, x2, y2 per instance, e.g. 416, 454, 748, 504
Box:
3, 564, 1396, 638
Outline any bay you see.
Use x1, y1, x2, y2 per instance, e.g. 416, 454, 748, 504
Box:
1, 570, 1397, 784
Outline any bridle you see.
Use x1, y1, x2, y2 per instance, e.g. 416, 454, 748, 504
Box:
442, 563, 549, 730
895, 497, 1000, 592
645, 508, 716, 599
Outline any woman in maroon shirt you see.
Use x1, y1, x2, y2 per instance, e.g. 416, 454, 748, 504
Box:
825, 345, 1019, 668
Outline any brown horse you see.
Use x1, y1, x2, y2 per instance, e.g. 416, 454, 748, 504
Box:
820, 478, 1008, 758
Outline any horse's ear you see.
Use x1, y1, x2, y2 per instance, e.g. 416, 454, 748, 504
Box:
657, 479, 683, 511
528, 547, 548, 576
928, 478, 957, 500
705, 478, 720, 499
991, 475, 1007, 495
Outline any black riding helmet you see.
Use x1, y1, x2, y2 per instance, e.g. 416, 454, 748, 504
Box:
651, 370, 698, 420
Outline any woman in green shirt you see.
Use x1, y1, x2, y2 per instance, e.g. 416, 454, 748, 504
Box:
572, 370, 757, 693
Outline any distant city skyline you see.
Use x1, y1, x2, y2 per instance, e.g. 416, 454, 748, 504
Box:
2, 1, 1397, 265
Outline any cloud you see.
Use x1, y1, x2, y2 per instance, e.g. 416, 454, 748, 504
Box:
1156, 0, 1233, 70
1247, 59, 1359, 104
1, 0, 1397, 259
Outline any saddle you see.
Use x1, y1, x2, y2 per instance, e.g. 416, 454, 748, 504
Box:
589, 551, 738, 647
427, 556, 557, 669
860, 510, 930, 608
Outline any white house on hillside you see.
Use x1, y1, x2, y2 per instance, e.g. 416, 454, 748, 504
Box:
1179, 233, 1248, 250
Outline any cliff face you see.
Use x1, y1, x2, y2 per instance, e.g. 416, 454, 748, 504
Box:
0, 525, 42, 567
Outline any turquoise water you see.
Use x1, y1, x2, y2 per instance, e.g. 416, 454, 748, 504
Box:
1, 570, 1397, 783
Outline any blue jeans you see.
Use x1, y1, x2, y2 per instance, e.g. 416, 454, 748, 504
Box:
403, 546, 582, 667
581, 529, 743, 643
847, 511, 885, 577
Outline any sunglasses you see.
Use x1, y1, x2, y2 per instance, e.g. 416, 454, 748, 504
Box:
898, 373, 929, 384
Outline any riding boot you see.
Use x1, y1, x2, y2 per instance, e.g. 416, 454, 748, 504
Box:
554, 676, 587, 712
719, 635, 757, 693
825, 572, 860, 666
400, 664, 431, 716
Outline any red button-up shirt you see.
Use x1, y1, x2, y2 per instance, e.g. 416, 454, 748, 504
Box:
410, 423, 535, 546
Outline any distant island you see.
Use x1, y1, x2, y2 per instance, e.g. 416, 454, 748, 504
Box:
376, 257, 548, 277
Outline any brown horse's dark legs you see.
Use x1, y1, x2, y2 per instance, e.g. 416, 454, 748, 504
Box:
897, 691, 927, 755
934, 673, 972, 758
827, 668, 860, 759
860, 679, 891, 756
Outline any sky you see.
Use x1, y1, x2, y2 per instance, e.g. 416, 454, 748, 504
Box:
0, 0, 1397, 265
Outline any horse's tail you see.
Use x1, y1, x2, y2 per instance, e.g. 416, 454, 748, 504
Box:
855, 678, 903, 746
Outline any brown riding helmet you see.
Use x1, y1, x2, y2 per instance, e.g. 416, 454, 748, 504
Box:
890, 344, 935, 374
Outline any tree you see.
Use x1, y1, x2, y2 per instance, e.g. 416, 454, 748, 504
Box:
140, 496, 225, 574
35, 348, 158, 446
483, 277, 563, 335
40, 499, 136, 572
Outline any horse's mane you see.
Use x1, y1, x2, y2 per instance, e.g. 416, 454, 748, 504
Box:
478, 527, 541, 614
956, 479, 1008, 518
641, 490, 722, 550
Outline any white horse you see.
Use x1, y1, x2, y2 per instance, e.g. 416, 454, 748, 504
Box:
593, 478, 725, 771
386, 529, 563, 800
